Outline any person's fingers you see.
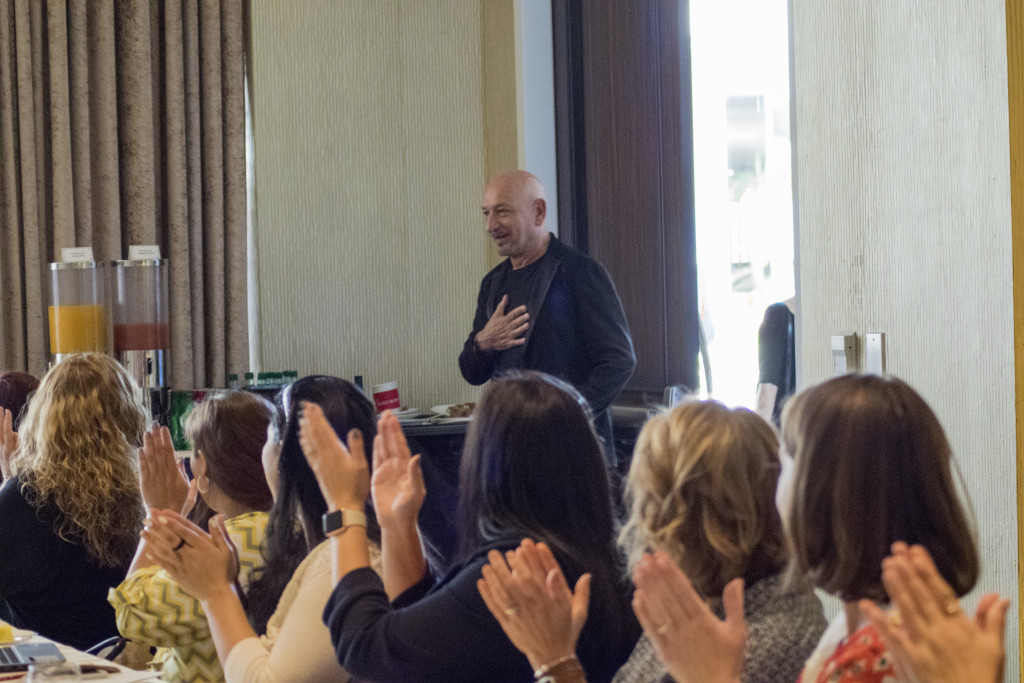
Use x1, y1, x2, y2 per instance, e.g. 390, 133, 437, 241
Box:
481, 564, 516, 612
510, 321, 530, 337
534, 542, 560, 576
901, 550, 951, 623
372, 433, 385, 470
152, 509, 210, 548
145, 533, 184, 572
651, 550, 702, 621
632, 589, 672, 643
518, 539, 547, 584
984, 597, 1011, 638
721, 578, 746, 639
141, 521, 181, 551
881, 558, 926, 642
494, 295, 508, 316
975, 593, 999, 629
907, 545, 959, 618
486, 548, 514, 584
504, 303, 526, 319
477, 578, 508, 625
347, 428, 366, 468
381, 413, 403, 465
408, 455, 426, 496
182, 477, 199, 516
569, 573, 591, 634
544, 555, 573, 601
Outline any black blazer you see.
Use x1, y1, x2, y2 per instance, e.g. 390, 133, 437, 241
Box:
459, 237, 635, 450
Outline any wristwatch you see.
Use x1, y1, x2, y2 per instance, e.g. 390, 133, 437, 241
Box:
322, 508, 367, 537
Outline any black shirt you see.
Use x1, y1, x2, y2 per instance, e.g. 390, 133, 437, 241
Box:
0, 476, 128, 650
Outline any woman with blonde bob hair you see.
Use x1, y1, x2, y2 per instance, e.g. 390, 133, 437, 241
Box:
0, 353, 147, 649
613, 400, 825, 683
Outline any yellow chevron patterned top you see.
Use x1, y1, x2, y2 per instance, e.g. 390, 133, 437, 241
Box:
109, 511, 269, 683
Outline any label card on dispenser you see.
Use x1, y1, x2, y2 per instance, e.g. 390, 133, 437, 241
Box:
129, 245, 161, 260
61, 247, 94, 263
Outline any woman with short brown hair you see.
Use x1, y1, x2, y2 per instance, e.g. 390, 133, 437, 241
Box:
782, 374, 979, 682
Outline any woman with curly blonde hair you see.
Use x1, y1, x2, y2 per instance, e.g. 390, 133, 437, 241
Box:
613, 400, 825, 683
0, 353, 147, 649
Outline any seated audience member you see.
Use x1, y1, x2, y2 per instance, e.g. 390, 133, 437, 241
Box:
781, 375, 978, 682
0, 354, 146, 650
617, 401, 824, 683
480, 376, 987, 683
861, 543, 1009, 683
0, 370, 40, 482
480, 400, 826, 683
301, 372, 639, 682
627, 375, 982, 683
109, 391, 275, 682
142, 376, 379, 683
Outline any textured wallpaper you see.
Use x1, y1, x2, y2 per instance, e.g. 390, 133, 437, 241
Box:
250, 1, 491, 410
793, 0, 1018, 673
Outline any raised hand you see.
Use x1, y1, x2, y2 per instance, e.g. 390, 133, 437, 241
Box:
298, 401, 370, 512
371, 411, 426, 530
475, 295, 530, 352
861, 543, 1009, 683
0, 408, 18, 481
632, 551, 745, 683
477, 539, 590, 673
142, 510, 239, 600
138, 424, 190, 513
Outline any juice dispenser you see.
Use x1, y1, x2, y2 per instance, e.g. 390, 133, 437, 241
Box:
111, 259, 170, 406
48, 262, 111, 364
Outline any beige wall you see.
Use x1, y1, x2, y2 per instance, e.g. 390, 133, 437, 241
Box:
250, 0, 510, 409
792, 0, 1018, 674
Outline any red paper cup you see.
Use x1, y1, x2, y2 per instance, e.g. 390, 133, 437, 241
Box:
371, 381, 400, 412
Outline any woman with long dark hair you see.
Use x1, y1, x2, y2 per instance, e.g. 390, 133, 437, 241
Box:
300, 371, 638, 682
141, 376, 379, 683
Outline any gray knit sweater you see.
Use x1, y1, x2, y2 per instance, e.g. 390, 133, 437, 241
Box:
612, 572, 826, 683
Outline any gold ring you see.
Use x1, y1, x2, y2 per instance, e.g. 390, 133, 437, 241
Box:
656, 621, 671, 635
504, 606, 518, 616
945, 602, 961, 617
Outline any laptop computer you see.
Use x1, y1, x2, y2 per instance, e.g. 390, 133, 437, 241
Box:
0, 643, 65, 673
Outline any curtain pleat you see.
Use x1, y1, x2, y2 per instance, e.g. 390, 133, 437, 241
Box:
0, 0, 249, 388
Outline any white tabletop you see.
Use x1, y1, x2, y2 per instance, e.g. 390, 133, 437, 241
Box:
1, 629, 160, 682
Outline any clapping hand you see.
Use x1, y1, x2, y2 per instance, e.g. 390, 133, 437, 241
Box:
475, 295, 530, 352
861, 543, 1010, 683
142, 510, 240, 601
477, 539, 590, 672
371, 411, 426, 530
298, 402, 370, 512
632, 551, 745, 683
0, 409, 18, 481
138, 424, 191, 514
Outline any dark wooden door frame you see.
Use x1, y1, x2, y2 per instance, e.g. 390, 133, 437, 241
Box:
552, 0, 700, 394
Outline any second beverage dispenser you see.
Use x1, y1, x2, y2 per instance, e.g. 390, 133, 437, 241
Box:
112, 258, 170, 416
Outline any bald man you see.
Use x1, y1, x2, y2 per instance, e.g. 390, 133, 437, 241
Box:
459, 171, 636, 463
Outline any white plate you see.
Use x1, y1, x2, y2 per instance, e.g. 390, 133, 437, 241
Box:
390, 408, 421, 419
430, 405, 474, 422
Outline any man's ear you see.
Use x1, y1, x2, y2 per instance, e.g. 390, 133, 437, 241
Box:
533, 198, 547, 226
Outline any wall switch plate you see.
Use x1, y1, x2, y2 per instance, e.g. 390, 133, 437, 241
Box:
831, 333, 858, 375
865, 333, 885, 374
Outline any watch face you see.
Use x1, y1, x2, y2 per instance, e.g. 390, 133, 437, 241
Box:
322, 509, 345, 536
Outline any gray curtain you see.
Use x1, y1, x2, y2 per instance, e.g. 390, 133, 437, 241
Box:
0, 0, 249, 388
